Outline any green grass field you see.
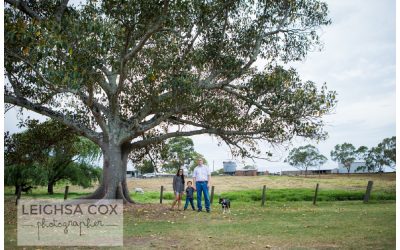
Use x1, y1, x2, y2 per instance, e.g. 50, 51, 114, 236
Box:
4, 174, 396, 249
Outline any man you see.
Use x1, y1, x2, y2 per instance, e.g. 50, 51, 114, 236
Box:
193, 158, 211, 212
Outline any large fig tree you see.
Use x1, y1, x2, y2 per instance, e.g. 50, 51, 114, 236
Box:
5, 0, 336, 202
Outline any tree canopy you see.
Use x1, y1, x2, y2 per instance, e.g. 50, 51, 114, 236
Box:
5, 0, 336, 201
378, 136, 396, 169
330, 143, 366, 174
285, 144, 327, 176
357, 136, 396, 173
160, 136, 206, 173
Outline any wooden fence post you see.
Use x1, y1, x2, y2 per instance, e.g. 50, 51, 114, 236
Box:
261, 185, 267, 206
160, 185, 164, 204
15, 185, 22, 206
363, 181, 373, 203
64, 185, 69, 200
313, 183, 319, 205
210, 186, 215, 204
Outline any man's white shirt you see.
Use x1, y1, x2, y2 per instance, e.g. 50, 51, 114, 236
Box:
193, 165, 210, 181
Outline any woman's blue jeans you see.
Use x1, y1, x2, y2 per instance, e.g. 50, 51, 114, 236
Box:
196, 181, 210, 211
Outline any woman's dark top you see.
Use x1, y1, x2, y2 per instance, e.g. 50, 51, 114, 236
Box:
173, 175, 184, 193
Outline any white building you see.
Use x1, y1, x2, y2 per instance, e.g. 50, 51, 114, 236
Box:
337, 162, 367, 173
126, 163, 139, 178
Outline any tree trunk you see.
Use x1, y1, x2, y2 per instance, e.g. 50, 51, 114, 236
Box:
48, 182, 54, 195
15, 184, 19, 195
80, 142, 136, 204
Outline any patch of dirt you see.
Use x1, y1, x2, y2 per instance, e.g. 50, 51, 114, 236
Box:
124, 236, 178, 249
4, 197, 18, 225
124, 203, 187, 220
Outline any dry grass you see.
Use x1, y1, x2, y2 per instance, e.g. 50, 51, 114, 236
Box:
127, 173, 396, 193
4, 173, 394, 198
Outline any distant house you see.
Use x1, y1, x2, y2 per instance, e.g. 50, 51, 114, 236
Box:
310, 168, 338, 174
281, 170, 309, 176
337, 162, 396, 173
257, 169, 269, 176
281, 167, 338, 176
235, 169, 257, 176
126, 164, 140, 178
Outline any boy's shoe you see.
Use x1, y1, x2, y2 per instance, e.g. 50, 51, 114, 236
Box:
197, 209, 202, 212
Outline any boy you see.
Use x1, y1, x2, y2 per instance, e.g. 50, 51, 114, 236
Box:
183, 181, 195, 211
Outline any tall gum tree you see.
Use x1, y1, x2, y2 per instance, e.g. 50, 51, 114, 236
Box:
5, 0, 336, 202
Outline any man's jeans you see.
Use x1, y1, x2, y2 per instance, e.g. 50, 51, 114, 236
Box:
196, 181, 210, 211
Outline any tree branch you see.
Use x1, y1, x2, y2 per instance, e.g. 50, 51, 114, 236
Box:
6, 72, 23, 97
180, 1, 235, 62
221, 86, 272, 116
79, 87, 109, 136
131, 128, 210, 149
55, 0, 69, 22
169, 116, 270, 137
5, 49, 52, 86
131, 115, 275, 149
6, 58, 110, 133
5, 0, 43, 20
243, 4, 290, 70
128, 89, 177, 129
5, 95, 102, 144
122, 0, 169, 63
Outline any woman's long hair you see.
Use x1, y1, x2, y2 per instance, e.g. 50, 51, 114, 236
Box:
175, 168, 185, 185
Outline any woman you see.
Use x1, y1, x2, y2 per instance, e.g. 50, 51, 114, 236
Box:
170, 168, 185, 211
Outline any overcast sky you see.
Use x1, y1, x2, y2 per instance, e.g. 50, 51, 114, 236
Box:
190, 0, 396, 172
3, 0, 396, 173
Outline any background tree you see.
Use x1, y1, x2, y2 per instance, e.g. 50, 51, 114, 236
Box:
211, 168, 224, 176
378, 136, 396, 169
4, 120, 76, 194
5, 0, 335, 202
128, 137, 165, 174
161, 137, 195, 172
160, 136, 207, 173
5, 120, 102, 194
285, 144, 327, 177
4, 163, 43, 195
354, 146, 369, 173
136, 159, 155, 174
5, 131, 35, 193
244, 165, 256, 170
362, 137, 396, 173
187, 152, 208, 173
364, 146, 386, 173
330, 143, 366, 174
42, 136, 102, 194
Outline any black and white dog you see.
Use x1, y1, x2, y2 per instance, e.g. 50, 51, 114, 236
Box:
218, 198, 231, 214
